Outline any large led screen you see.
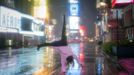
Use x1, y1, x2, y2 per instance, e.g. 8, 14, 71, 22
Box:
69, 4, 79, 16
69, 16, 79, 30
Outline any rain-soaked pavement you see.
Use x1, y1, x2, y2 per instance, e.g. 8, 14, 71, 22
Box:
0, 42, 119, 75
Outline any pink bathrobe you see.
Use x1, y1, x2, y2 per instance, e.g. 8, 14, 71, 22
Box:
54, 46, 81, 72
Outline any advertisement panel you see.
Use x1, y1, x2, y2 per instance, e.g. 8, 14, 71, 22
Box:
69, 0, 78, 3
69, 16, 79, 30
69, 3, 79, 16
68, 0, 80, 33
0, 6, 21, 32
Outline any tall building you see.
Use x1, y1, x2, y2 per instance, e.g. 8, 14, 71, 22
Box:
0, 0, 15, 8
0, 1, 45, 49
68, 0, 80, 40
112, 0, 134, 41
14, 0, 34, 15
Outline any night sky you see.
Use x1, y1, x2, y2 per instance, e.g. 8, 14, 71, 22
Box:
49, 0, 97, 37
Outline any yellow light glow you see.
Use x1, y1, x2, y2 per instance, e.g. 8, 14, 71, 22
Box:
44, 9, 50, 24
97, 2, 107, 8
33, 0, 48, 19
100, 2, 107, 7
40, 0, 46, 5
34, 6, 46, 19
33, 67, 53, 75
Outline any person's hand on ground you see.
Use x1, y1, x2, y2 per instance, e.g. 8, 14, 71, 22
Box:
79, 64, 84, 70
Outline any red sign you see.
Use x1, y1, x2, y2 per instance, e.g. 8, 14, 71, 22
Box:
112, 0, 134, 8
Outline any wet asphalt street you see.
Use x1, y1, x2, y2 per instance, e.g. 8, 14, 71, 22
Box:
0, 42, 117, 75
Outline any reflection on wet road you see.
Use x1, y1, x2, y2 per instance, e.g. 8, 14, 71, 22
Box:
0, 42, 115, 75
0, 47, 45, 75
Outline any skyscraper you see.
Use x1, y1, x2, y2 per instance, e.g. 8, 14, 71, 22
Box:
0, 0, 15, 8
14, 0, 34, 15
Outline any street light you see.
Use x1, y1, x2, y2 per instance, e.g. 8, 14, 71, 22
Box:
99, 2, 107, 8
97, 2, 107, 9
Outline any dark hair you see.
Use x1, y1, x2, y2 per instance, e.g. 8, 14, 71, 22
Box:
66, 56, 74, 67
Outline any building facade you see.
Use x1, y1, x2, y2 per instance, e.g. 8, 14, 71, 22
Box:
111, 0, 134, 41
14, 0, 34, 15
0, 5, 44, 49
95, 0, 134, 43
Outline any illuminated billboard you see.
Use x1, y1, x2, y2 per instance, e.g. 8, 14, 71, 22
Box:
69, 0, 78, 3
69, 16, 79, 30
69, 3, 79, 16
0, 6, 21, 32
68, 0, 80, 33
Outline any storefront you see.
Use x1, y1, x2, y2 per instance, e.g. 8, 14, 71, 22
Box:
122, 4, 134, 40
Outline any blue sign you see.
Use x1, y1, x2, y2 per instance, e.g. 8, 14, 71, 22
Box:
69, 3, 79, 16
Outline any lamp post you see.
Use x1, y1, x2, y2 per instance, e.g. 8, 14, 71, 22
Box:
116, 9, 119, 44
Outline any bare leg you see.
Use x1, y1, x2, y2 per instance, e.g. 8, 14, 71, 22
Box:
37, 14, 67, 50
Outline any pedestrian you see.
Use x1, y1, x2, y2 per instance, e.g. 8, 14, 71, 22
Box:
37, 15, 83, 75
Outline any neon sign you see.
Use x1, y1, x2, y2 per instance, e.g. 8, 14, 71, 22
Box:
112, 0, 134, 7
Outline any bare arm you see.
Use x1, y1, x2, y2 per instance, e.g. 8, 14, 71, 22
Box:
73, 54, 81, 65
73, 54, 84, 69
